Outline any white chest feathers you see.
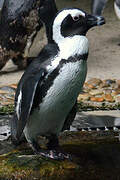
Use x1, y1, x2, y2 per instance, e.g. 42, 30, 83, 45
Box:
47, 35, 89, 71
24, 60, 87, 139
58, 35, 89, 59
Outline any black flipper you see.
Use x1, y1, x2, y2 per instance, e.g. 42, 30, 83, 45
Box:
11, 43, 58, 145
11, 68, 46, 144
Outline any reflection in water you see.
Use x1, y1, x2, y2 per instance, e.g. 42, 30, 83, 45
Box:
72, 112, 120, 131
0, 115, 11, 141
0, 112, 120, 141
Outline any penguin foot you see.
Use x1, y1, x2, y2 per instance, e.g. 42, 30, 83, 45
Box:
36, 149, 72, 160
29, 139, 72, 160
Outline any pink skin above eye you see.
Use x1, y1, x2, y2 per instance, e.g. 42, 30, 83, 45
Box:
72, 16, 80, 21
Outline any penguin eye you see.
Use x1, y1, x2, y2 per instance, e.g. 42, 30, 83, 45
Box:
72, 15, 80, 21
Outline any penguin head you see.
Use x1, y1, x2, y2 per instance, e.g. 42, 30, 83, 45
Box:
52, 8, 105, 44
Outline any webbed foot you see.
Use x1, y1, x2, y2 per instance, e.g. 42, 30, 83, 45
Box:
36, 149, 72, 160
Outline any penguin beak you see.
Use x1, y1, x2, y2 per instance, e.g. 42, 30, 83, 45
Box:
86, 14, 105, 27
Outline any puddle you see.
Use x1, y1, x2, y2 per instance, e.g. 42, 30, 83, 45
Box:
72, 111, 120, 131
0, 111, 120, 141
0, 115, 11, 141
0, 111, 120, 155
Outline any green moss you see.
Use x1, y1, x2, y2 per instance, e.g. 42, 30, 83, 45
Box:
77, 101, 120, 111
0, 151, 79, 180
0, 105, 14, 115
0, 99, 120, 116
0, 132, 120, 179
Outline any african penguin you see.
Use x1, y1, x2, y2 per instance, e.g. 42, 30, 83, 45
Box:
114, 0, 120, 19
92, 0, 120, 20
11, 8, 105, 160
91, 0, 108, 16
0, 0, 57, 70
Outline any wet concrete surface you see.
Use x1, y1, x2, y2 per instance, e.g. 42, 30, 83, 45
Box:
0, 110, 120, 142
73, 110, 120, 131
0, 115, 11, 141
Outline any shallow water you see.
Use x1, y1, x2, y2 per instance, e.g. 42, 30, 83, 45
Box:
73, 111, 120, 131
0, 111, 120, 141
0, 115, 11, 141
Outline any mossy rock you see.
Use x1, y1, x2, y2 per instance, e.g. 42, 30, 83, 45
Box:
0, 131, 120, 180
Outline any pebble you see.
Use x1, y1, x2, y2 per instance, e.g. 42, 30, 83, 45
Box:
0, 85, 15, 107
89, 89, 103, 96
77, 93, 90, 101
115, 96, 120, 103
116, 80, 120, 87
90, 97, 104, 102
78, 78, 120, 109
103, 94, 115, 102
86, 78, 102, 87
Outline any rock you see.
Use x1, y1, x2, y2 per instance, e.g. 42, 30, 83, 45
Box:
1, 100, 14, 106
89, 89, 103, 96
84, 78, 102, 90
77, 93, 90, 101
84, 83, 95, 89
115, 88, 120, 95
86, 78, 102, 87
100, 81, 110, 88
0, 90, 9, 94
103, 94, 115, 102
116, 79, 120, 88
100, 79, 116, 88
115, 95, 120, 103
104, 79, 116, 85
0, 86, 15, 93
111, 83, 118, 89
112, 88, 120, 95
9, 84, 17, 89
103, 89, 112, 94
90, 97, 104, 102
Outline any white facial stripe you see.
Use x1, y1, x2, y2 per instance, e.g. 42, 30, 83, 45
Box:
54, 9, 85, 25
16, 90, 22, 119
53, 9, 85, 44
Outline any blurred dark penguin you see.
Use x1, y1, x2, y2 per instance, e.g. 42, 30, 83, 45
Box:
91, 0, 108, 16
0, 0, 4, 10
114, 0, 120, 19
11, 5, 105, 160
26, 0, 58, 66
0, 0, 57, 70
0, 0, 42, 70
92, 0, 120, 19
39, 0, 58, 43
